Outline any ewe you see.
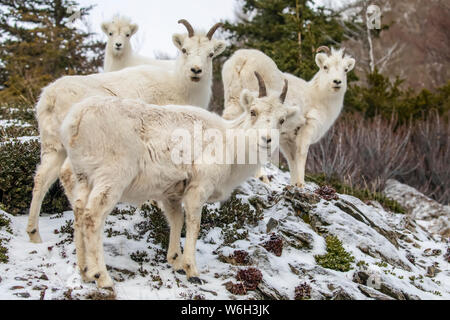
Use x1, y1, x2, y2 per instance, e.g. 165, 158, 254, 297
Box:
59, 73, 296, 288
26, 20, 226, 243
222, 47, 355, 187
102, 15, 175, 72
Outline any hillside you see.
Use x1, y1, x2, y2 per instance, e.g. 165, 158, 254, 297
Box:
343, 0, 450, 90
0, 164, 448, 300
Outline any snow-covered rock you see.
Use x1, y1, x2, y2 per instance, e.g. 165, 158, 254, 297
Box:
383, 179, 450, 237
0, 165, 448, 300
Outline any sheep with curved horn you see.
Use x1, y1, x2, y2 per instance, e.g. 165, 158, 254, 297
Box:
58, 73, 298, 288
221, 47, 355, 187
26, 19, 228, 243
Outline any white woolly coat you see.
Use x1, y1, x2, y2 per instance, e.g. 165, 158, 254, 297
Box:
61, 97, 260, 205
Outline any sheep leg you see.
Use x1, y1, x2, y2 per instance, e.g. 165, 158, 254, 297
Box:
162, 199, 184, 271
82, 184, 121, 289
27, 149, 66, 243
294, 124, 315, 188
281, 141, 298, 185
181, 185, 209, 282
255, 166, 270, 184
59, 160, 91, 282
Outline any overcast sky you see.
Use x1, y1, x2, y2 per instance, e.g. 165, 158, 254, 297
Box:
76, 0, 238, 58
74, 0, 343, 59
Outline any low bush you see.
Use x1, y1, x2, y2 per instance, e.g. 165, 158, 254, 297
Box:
0, 140, 70, 215
315, 235, 355, 272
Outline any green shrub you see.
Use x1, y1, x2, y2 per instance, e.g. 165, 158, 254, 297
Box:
201, 192, 264, 244
0, 140, 70, 215
345, 71, 450, 123
315, 235, 355, 272
0, 212, 12, 263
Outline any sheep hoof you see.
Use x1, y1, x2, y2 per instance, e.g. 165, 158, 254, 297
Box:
102, 286, 114, 292
188, 276, 203, 285
28, 230, 42, 243
176, 269, 186, 275
258, 175, 270, 184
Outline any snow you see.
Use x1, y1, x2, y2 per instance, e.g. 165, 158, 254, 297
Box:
0, 164, 449, 300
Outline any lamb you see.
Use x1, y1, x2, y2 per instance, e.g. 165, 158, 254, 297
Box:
26, 19, 227, 243
102, 15, 175, 72
58, 73, 297, 288
222, 47, 355, 187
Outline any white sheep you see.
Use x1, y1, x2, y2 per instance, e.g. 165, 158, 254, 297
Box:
222, 47, 355, 187
58, 73, 297, 288
26, 20, 227, 243
102, 15, 175, 72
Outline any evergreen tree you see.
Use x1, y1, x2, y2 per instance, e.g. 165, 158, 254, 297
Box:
222, 0, 349, 80
0, 0, 104, 106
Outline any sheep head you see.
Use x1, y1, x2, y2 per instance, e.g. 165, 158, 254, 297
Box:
239, 72, 297, 154
101, 15, 138, 57
172, 19, 227, 83
315, 46, 356, 94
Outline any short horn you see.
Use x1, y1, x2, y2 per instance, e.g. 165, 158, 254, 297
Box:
341, 48, 346, 57
254, 72, 267, 98
316, 46, 331, 56
178, 19, 194, 37
206, 22, 223, 40
280, 79, 288, 104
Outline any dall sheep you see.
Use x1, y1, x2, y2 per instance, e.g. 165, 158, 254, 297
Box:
102, 15, 175, 72
59, 73, 297, 287
222, 47, 355, 187
26, 20, 227, 243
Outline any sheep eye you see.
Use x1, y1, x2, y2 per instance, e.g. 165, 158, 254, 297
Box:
126, 34, 130, 37
182, 48, 187, 54
109, 32, 113, 36
345, 68, 349, 72
279, 119, 285, 125
209, 52, 214, 58
324, 65, 328, 70
250, 110, 257, 117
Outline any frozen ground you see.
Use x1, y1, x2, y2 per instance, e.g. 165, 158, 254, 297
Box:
0, 164, 448, 300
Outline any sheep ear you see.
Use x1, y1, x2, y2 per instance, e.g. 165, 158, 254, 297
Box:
315, 53, 327, 69
345, 58, 356, 72
213, 40, 227, 57
172, 33, 186, 50
130, 23, 139, 36
240, 89, 255, 112
101, 22, 110, 35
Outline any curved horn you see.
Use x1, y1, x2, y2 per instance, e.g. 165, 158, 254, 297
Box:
341, 48, 347, 58
206, 22, 223, 40
280, 79, 288, 104
254, 71, 267, 98
316, 46, 331, 56
178, 19, 194, 37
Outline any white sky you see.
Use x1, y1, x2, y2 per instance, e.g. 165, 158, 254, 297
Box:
75, 0, 239, 58
74, 0, 344, 59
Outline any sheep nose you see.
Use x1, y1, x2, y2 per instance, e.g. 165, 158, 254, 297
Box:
333, 79, 342, 85
262, 136, 272, 144
191, 67, 202, 75
115, 43, 122, 47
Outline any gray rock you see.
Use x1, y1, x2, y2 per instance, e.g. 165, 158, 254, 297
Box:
357, 285, 395, 300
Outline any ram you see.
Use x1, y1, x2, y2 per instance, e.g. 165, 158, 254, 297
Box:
222, 47, 355, 187
27, 20, 226, 243
59, 73, 296, 288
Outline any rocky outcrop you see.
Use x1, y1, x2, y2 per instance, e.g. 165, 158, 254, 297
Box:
384, 179, 450, 237
0, 165, 448, 300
